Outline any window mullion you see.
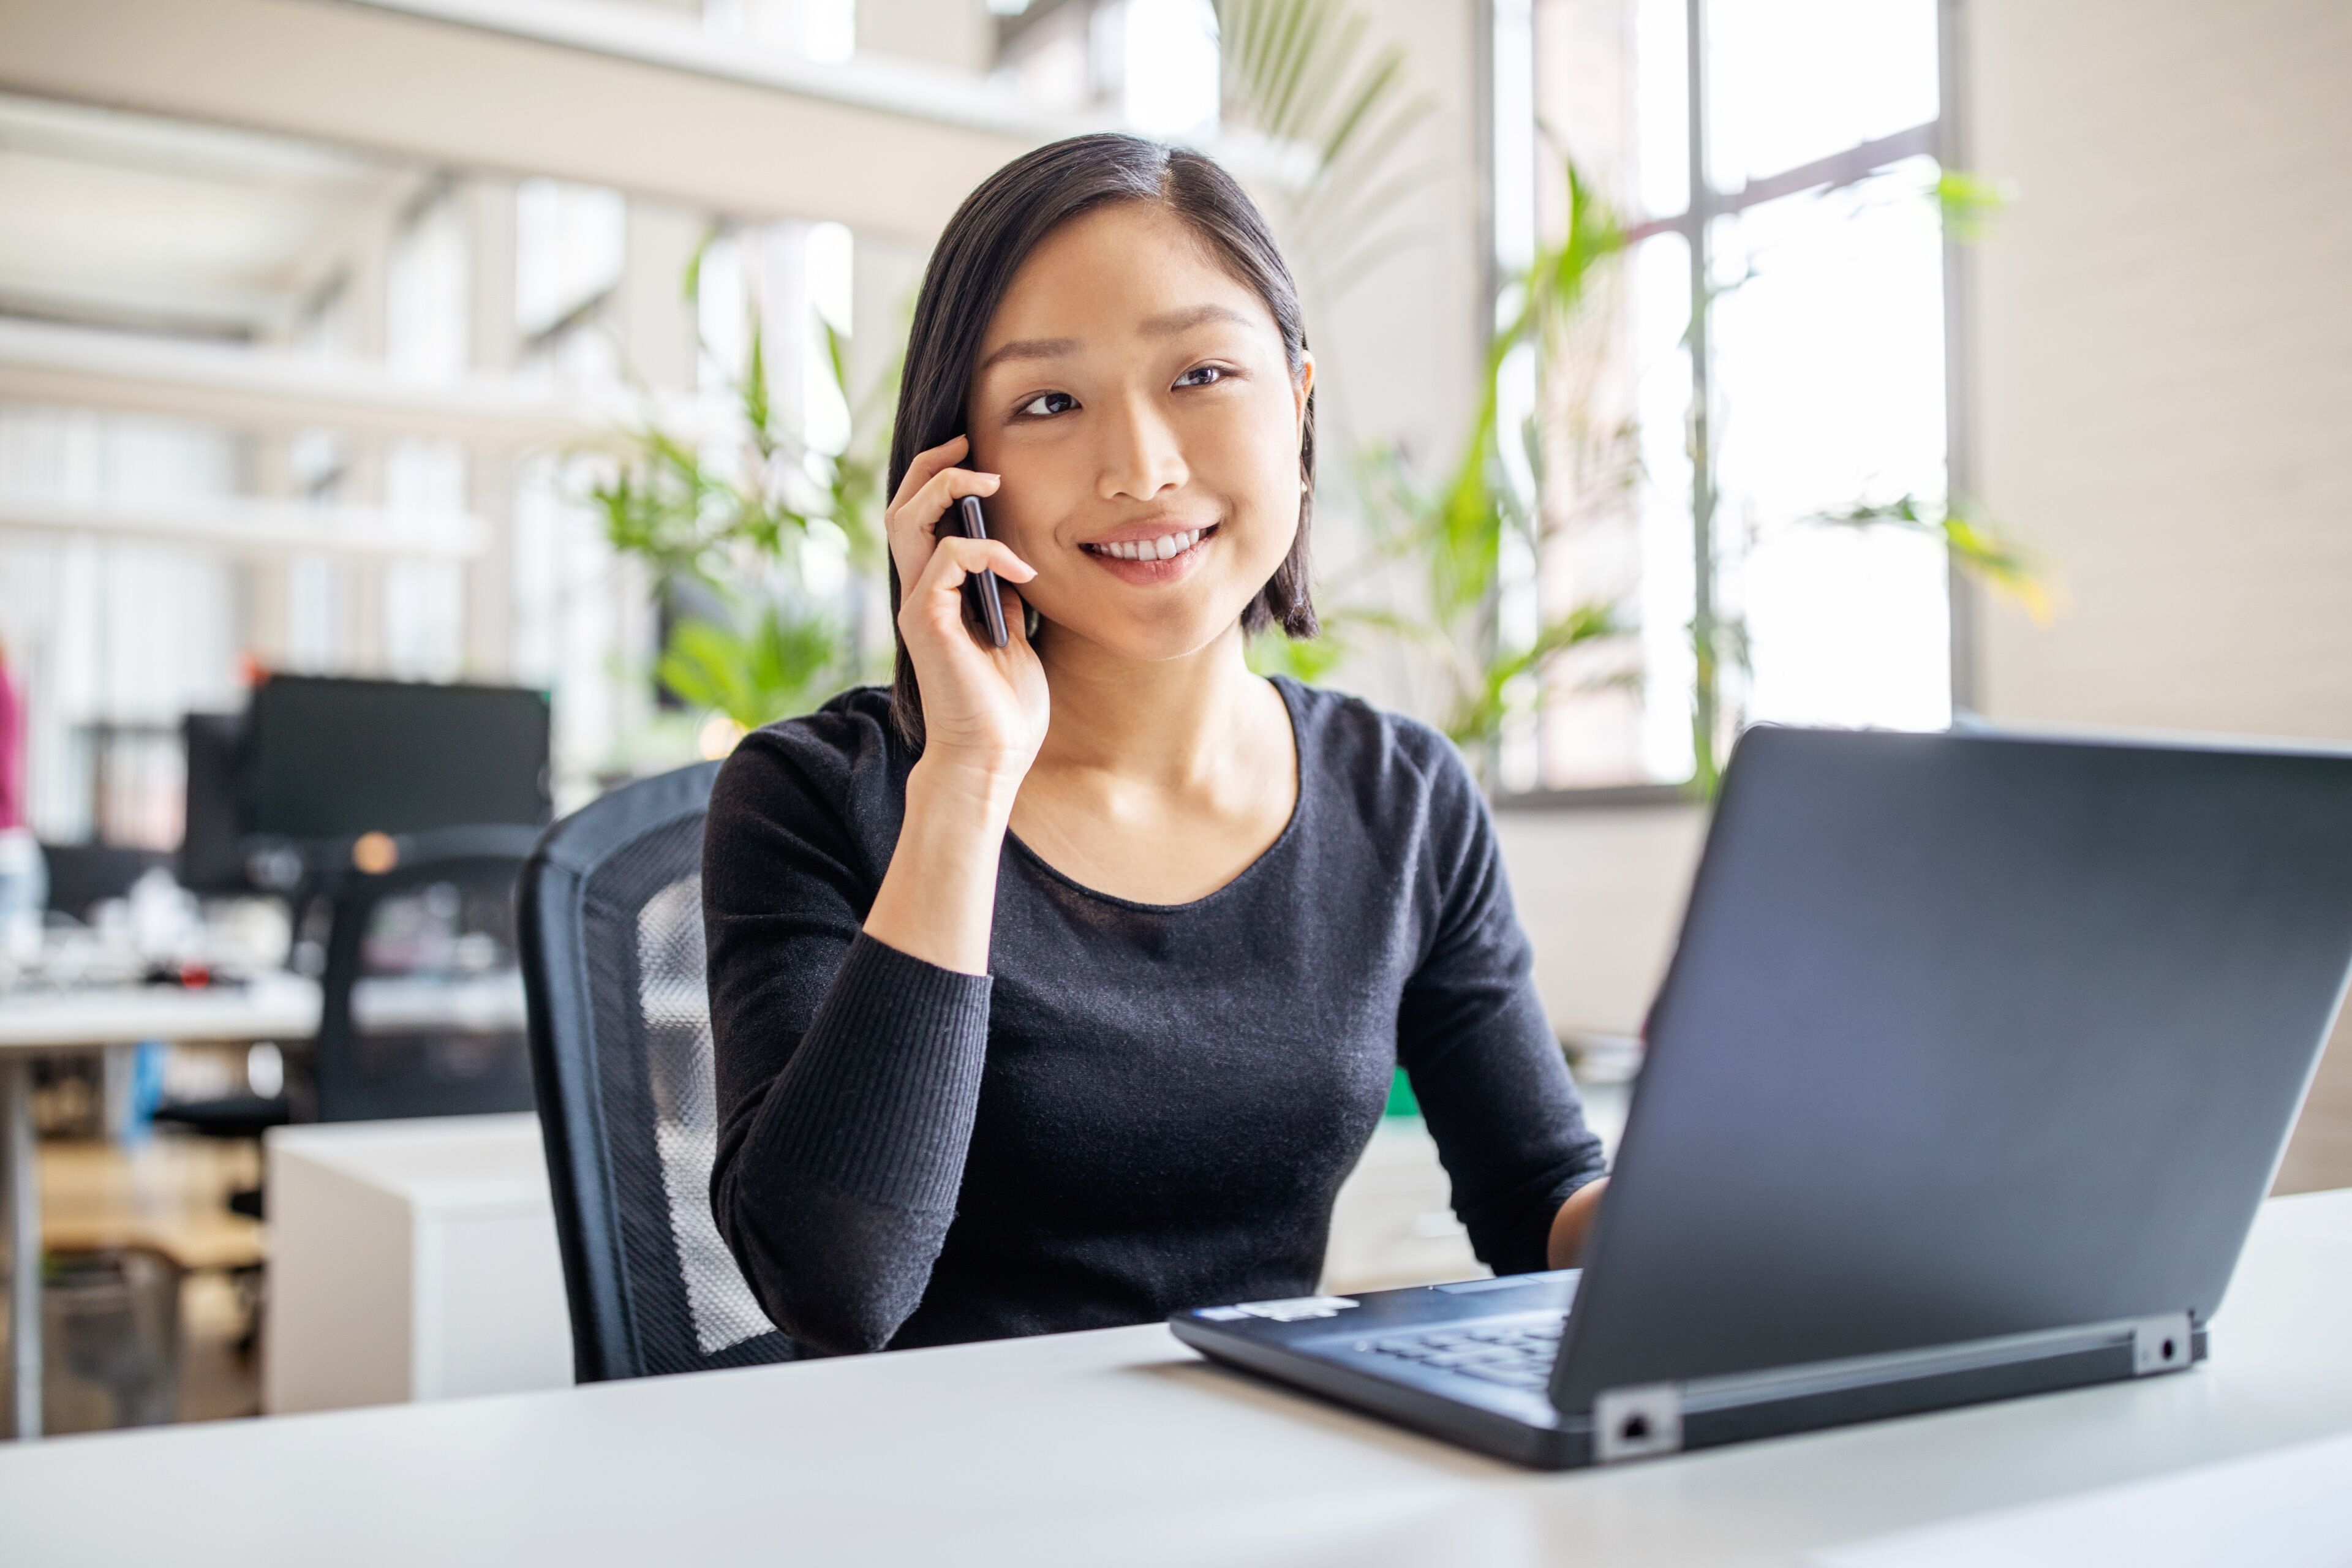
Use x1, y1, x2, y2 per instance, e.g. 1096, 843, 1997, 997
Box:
1684, 0, 1718, 785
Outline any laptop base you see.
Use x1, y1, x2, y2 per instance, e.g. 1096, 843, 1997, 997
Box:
1172, 1275, 2206, 1471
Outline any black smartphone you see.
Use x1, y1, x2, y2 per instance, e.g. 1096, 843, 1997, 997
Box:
953, 493, 1011, 649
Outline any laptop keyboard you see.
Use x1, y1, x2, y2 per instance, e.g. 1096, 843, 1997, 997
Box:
1365, 1319, 1562, 1390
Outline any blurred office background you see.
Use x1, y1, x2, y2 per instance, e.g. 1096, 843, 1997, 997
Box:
0, 0, 2345, 1436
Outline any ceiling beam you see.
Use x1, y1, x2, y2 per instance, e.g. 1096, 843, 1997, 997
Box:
0, 0, 1085, 243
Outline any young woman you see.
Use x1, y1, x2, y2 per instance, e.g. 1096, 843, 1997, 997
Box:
704, 133, 1608, 1357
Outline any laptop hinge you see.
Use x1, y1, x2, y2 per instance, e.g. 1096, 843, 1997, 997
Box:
2133, 1311, 2194, 1376
1593, 1383, 1683, 1463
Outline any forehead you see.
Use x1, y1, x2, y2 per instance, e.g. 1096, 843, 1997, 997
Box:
978, 200, 1281, 354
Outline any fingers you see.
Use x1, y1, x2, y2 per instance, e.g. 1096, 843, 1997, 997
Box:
888, 434, 968, 514
899, 537, 1036, 654
885, 464, 1002, 589
909, 535, 1035, 601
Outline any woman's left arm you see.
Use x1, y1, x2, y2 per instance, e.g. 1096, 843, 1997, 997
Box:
1396, 737, 1610, 1273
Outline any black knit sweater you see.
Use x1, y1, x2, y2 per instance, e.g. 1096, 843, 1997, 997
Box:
703, 677, 1606, 1356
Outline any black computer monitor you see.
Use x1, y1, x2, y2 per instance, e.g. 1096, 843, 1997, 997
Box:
245, 675, 552, 842
179, 710, 252, 894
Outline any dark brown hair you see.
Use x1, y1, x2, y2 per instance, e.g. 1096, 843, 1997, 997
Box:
885, 133, 1317, 748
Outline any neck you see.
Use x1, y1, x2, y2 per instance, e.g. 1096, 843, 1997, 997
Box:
1032, 622, 1264, 791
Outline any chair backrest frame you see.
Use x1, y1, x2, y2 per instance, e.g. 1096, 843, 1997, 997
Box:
520, 761, 794, 1383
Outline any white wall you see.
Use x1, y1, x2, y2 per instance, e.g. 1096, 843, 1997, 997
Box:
1964, 0, 2352, 1191
1497, 803, 1705, 1036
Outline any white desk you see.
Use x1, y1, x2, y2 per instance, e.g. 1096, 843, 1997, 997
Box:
0, 973, 526, 1439
1, 975, 320, 1443
3, 1188, 2348, 1567
0, 973, 322, 1052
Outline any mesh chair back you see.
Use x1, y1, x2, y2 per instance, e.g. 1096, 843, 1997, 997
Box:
315, 824, 538, 1123
519, 763, 796, 1382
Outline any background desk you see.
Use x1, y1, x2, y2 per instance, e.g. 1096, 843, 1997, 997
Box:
2, 977, 315, 1442
3, 1188, 2347, 1567
1, 974, 526, 1438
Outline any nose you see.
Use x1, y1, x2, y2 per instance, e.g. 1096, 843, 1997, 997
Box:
1096, 389, 1188, 503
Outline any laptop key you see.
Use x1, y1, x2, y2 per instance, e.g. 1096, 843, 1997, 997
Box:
1458, 1364, 1551, 1388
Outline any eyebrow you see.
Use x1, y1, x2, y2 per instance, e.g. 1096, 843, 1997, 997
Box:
1140, 304, 1252, 336
973, 304, 1255, 375
975, 336, 1079, 374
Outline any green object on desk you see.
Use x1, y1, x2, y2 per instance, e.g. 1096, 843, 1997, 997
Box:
1383, 1066, 1419, 1118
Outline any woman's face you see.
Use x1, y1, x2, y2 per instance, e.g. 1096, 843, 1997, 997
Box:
965, 200, 1312, 663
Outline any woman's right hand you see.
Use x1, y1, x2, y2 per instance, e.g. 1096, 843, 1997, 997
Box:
885, 435, 1050, 794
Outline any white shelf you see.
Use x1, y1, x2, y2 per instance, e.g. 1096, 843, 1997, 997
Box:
0, 491, 489, 559
0, 317, 619, 447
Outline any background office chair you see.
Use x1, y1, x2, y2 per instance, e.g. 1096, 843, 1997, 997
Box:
519, 761, 798, 1382
311, 823, 540, 1122
157, 824, 540, 1140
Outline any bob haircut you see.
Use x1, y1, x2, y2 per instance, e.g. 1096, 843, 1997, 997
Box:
885, 132, 1317, 749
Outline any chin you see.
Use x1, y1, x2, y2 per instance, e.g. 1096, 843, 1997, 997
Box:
1038, 595, 1256, 665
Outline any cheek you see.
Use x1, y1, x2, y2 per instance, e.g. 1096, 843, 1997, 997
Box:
963, 442, 1070, 558
1199, 398, 1303, 556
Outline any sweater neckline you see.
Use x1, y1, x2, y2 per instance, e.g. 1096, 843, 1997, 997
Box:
1001, 674, 1308, 916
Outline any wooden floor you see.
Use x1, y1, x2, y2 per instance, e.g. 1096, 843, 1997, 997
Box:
4, 1134, 265, 1434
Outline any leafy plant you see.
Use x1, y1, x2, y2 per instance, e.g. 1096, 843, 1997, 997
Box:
589, 232, 895, 739
1804, 493, 2059, 625
655, 597, 846, 732
1214, 0, 1433, 298
1245, 151, 1640, 757
1681, 168, 2042, 793
1218, 0, 1636, 757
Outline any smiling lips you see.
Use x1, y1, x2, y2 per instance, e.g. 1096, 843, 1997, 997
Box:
1082, 526, 1214, 563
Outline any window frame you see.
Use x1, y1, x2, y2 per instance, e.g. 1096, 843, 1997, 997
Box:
1490, 0, 1971, 810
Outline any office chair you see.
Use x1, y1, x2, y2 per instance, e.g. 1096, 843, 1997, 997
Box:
519, 762, 797, 1382
311, 823, 540, 1123
159, 824, 540, 1140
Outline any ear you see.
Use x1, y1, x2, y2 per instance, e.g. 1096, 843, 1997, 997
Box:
1294, 350, 1317, 431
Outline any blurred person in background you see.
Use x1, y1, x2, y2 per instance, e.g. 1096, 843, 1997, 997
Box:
0, 635, 42, 957
703, 134, 1609, 1357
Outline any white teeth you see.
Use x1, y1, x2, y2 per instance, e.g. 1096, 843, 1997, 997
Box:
1096, 528, 1207, 561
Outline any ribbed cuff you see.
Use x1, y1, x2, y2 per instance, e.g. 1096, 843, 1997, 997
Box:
760, 932, 993, 1213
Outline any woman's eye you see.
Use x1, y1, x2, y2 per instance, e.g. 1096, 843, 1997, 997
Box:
1019, 391, 1077, 417
1175, 364, 1227, 388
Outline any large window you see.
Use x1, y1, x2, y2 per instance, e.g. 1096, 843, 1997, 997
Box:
1500, 0, 1953, 796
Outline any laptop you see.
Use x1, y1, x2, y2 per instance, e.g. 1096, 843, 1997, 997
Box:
1172, 725, 2352, 1468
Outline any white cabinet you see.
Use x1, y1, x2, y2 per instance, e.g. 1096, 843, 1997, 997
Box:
263, 1115, 573, 1414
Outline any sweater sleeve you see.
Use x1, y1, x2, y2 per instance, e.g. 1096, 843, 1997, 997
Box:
703, 720, 993, 1355
1395, 738, 1608, 1276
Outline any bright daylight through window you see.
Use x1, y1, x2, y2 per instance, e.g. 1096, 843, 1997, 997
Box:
1497, 0, 1951, 797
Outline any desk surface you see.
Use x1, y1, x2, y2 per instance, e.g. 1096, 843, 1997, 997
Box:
0, 972, 319, 1050
0, 971, 526, 1050
5, 1189, 2350, 1567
